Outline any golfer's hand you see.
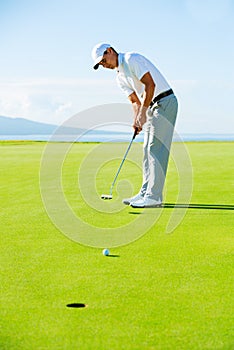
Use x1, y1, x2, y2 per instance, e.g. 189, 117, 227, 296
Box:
136, 106, 147, 128
133, 120, 142, 134
131, 102, 141, 134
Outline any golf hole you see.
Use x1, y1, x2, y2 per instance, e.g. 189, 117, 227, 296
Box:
66, 303, 87, 308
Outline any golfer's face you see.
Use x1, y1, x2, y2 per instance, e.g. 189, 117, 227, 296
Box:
99, 50, 117, 69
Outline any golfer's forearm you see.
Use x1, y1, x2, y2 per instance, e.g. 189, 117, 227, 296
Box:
128, 92, 140, 105
142, 84, 155, 108
128, 92, 141, 114
140, 72, 155, 108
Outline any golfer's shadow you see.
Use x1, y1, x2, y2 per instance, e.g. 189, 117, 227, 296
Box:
129, 203, 234, 213
163, 203, 234, 210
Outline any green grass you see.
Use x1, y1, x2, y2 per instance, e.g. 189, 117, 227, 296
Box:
0, 141, 233, 350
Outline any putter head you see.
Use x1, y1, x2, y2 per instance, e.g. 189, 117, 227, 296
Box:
101, 194, 112, 200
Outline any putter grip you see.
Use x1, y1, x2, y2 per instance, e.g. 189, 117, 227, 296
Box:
133, 128, 138, 139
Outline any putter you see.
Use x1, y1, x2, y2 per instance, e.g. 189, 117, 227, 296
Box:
101, 128, 138, 200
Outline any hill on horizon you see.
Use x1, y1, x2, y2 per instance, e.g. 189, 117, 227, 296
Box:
0, 115, 58, 135
0, 115, 133, 137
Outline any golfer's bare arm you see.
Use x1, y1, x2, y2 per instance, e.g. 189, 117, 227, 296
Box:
141, 72, 155, 107
128, 72, 155, 108
128, 72, 155, 132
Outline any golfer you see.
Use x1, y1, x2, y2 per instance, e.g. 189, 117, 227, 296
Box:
92, 43, 178, 208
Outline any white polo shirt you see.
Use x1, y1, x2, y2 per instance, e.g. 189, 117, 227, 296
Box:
116, 52, 171, 101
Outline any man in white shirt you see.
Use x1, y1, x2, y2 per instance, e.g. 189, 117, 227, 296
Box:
92, 43, 178, 208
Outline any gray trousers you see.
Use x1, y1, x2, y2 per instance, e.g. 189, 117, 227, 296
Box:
140, 94, 178, 201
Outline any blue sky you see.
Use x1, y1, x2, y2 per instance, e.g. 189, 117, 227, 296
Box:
0, 0, 233, 134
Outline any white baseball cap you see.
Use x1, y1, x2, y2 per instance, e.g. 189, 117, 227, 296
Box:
92, 43, 111, 70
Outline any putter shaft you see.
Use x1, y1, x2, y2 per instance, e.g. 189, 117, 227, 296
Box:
109, 129, 137, 196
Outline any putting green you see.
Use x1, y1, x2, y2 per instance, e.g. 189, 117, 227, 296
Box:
0, 141, 233, 350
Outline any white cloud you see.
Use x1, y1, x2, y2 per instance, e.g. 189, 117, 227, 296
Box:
0, 78, 116, 88
55, 102, 72, 116
0, 77, 233, 134
0, 78, 122, 124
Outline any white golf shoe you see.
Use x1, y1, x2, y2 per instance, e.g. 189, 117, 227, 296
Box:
130, 197, 162, 208
122, 193, 144, 205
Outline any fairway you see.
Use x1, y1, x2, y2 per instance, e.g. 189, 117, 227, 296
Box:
0, 141, 233, 350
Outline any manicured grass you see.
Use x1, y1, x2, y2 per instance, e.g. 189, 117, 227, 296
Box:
0, 141, 233, 350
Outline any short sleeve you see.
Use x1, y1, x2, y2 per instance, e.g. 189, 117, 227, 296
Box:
127, 54, 149, 81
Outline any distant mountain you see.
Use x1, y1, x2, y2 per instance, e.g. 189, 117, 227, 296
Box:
0, 116, 57, 135
0, 116, 85, 135
0, 115, 132, 137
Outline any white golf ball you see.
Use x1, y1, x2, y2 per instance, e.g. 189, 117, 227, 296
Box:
102, 249, 109, 256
